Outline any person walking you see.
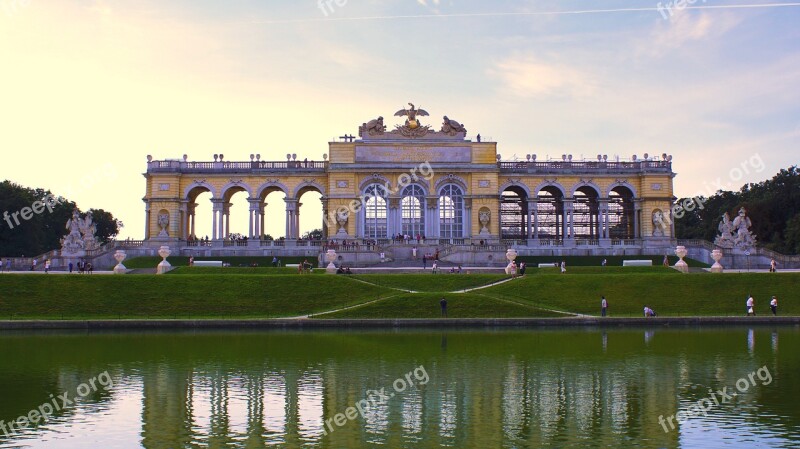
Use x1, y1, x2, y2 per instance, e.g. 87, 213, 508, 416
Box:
31, 259, 37, 271
440, 297, 448, 317
601, 296, 608, 317
770, 296, 778, 316
746, 295, 756, 316
44, 260, 50, 273
560, 260, 566, 274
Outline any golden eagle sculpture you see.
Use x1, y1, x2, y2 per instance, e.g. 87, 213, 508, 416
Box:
394, 103, 429, 129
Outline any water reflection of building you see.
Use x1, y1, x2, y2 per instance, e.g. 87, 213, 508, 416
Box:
135, 358, 680, 448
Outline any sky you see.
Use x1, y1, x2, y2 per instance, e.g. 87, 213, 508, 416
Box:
1, 0, 798, 240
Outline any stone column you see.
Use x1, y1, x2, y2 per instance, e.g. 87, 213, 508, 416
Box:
295, 202, 302, 239
179, 203, 188, 240
284, 199, 297, 239
188, 202, 197, 239
211, 200, 224, 240
527, 200, 537, 241
634, 201, 642, 239
247, 198, 261, 239
224, 203, 232, 239
144, 202, 151, 240
463, 198, 472, 239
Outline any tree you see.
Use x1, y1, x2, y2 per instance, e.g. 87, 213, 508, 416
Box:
302, 228, 324, 240
88, 209, 123, 244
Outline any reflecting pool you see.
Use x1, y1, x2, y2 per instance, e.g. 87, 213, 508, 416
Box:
0, 327, 798, 448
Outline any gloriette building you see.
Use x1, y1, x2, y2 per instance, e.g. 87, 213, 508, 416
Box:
142, 104, 676, 263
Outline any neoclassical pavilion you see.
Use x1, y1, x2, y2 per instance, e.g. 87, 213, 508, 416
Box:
143, 104, 676, 257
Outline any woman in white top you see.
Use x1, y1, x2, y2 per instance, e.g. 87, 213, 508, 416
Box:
770, 296, 778, 316
746, 296, 755, 316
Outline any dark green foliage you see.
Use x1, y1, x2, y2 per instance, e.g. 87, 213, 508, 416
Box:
0, 181, 122, 256
675, 167, 800, 254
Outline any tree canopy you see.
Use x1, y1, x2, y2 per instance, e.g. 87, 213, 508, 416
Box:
0, 181, 123, 257
675, 166, 800, 255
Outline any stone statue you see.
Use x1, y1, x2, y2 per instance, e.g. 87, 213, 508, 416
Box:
335, 208, 349, 233
61, 210, 85, 253
440, 116, 467, 136
478, 208, 491, 235
157, 213, 170, 237
714, 212, 736, 248
651, 209, 668, 237
394, 102, 429, 129
359, 116, 386, 137
732, 207, 757, 250
61, 210, 100, 253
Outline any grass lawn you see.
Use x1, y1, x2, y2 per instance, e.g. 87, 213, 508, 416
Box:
0, 270, 796, 320
484, 273, 798, 317
351, 274, 508, 292
0, 275, 383, 319
315, 292, 563, 319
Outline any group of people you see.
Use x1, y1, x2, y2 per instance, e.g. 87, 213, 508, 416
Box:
746, 294, 779, 316
0, 258, 12, 272
393, 233, 425, 244
336, 266, 353, 275
68, 261, 93, 274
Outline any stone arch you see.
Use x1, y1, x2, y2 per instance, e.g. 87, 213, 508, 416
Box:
184, 181, 216, 200
531, 180, 567, 198
293, 180, 326, 200
219, 181, 254, 202
570, 181, 602, 198
498, 180, 532, 198
255, 181, 290, 200
606, 181, 638, 199
434, 174, 469, 193
359, 174, 393, 192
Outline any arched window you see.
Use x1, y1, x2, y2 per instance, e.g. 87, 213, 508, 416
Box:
439, 184, 464, 239
401, 185, 425, 237
363, 184, 388, 239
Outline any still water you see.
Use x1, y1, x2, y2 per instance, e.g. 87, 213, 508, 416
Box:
0, 327, 797, 448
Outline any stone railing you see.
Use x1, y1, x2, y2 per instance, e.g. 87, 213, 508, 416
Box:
499, 160, 671, 174
147, 160, 327, 174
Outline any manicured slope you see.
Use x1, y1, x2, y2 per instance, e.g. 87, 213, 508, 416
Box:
350, 274, 508, 292
0, 275, 386, 319
315, 293, 562, 318
483, 273, 798, 317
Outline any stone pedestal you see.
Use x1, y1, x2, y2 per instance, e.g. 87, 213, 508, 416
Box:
674, 245, 689, 273
325, 249, 338, 274
113, 250, 127, 274
505, 248, 518, 275
156, 245, 172, 275
710, 249, 724, 273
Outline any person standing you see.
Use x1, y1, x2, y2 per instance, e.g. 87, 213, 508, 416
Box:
44, 260, 50, 273
69, 262, 74, 274
422, 255, 427, 269
746, 295, 755, 316
31, 259, 37, 271
770, 259, 777, 272
601, 259, 607, 267
440, 297, 448, 317
770, 296, 778, 316
663, 254, 669, 267
601, 296, 608, 317
0, 258, 3, 273
560, 260, 566, 274
412, 246, 417, 260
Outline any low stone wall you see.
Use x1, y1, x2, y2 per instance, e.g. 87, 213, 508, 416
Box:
1, 316, 799, 331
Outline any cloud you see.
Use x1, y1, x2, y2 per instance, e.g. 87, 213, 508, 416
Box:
646, 10, 742, 55
488, 57, 595, 98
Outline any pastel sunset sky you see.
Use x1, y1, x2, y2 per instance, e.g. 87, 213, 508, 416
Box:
1, 0, 798, 239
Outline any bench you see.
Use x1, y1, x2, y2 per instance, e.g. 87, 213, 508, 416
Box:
623, 260, 653, 267
193, 261, 223, 267
538, 263, 559, 268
